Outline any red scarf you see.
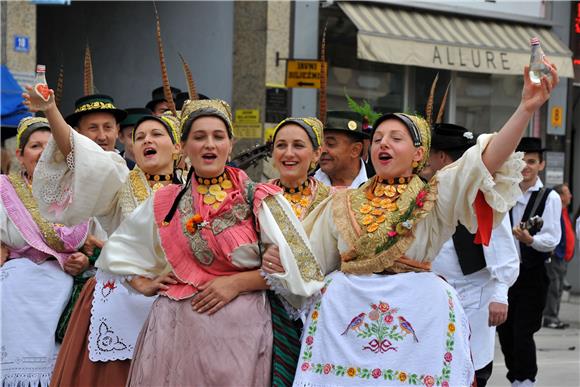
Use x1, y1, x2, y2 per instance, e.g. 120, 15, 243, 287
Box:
563, 209, 575, 261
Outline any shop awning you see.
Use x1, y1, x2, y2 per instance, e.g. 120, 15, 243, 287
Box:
339, 2, 574, 78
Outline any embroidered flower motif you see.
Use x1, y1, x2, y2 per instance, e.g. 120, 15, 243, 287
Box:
384, 314, 394, 324
369, 309, 380, 321
372, 368, 382, 379
442, 381, 449, 387
463, 131, 474, 140
301, 362, 310, 371
398, 371, 407, 382
347, 367, 356, 377
387, 230, 398, 237
378, 302, 390, 313
423, 375, 435, 387
312, 311, 319, 320
444, 352, 453, 362
305, 336, 314, 345
448, 323, 455, 333
323, 364, 332, 374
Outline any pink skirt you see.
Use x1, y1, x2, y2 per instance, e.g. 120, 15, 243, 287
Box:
128, 291, 272, 387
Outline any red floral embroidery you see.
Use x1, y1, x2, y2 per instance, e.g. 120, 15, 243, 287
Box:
372, 368, 382, 379
444, 352, 453, 362
323, 364, 332, 374
423, 375, 435, 387
301, 362, 310, 371
305, 336, 314, 345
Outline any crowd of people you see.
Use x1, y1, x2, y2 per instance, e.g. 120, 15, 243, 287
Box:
0, 50, 578, 387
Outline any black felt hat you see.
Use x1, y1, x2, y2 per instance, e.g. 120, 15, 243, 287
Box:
516, 137, 545, 153
430, 123, 476, 153
325, 110, 370, 140
65, 94, 127, 127
145, 86, 181, 111
120, 108, 153, 129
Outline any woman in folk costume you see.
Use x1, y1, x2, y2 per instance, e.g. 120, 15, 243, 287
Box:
23, 94, 183, 387
262, 61, 559, 386
93, 98, 323, 387
268, 116, 331, 386
0, 117, 91, 387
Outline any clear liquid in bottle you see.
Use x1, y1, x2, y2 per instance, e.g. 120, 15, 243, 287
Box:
528, 37, 551, 84
33, 64, 51, 103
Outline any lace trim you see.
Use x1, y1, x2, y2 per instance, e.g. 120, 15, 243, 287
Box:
7, 172, 66, 252
34, 136, 73, 208
65, 129, 75, 170
333, 176, 439, 274
261, 270, 320, 320
264, 195, 323, 282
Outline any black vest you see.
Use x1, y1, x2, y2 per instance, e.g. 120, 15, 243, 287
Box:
452, 224, 486, 275
510, 188, 552, 269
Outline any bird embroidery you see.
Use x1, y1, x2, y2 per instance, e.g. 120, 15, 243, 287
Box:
398, 316, 419, 342
341, 313, 366, 335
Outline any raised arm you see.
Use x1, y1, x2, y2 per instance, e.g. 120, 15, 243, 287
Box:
23, 86, 73, 156
482, 61, 558, 174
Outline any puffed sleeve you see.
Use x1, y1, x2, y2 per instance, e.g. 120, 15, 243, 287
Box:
432, 133, 525, 233
258, 192, 326, 313
32, 128, 128, 233
95, 197, 171, 278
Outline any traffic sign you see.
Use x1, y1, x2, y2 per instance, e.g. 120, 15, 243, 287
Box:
286, 60, 324, 89
551, 106, 563, 127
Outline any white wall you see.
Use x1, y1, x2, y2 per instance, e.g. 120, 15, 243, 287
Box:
37, 1, 234, 112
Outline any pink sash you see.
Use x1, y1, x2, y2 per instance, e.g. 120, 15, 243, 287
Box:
0, 175, 89, 268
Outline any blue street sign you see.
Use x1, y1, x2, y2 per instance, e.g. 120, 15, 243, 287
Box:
13, 36, 30, 53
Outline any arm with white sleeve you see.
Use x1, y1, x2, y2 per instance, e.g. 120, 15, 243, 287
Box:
529, 191, 562, 252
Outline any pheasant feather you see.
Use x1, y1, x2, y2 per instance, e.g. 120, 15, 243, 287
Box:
178, 52, 198, 100
154, 3, 177, 116
435, 82, 451, 124
83, 43, 94, 96
425, 73, 439, 126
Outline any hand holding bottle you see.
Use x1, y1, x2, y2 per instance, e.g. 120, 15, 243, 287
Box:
22, 64, 56, 112
520, 58, 558, 115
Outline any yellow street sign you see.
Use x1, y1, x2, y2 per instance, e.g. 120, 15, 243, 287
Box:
234, 123, 262, 139
286, 60, 324, 88
551, 106, 563, 127
235, 109, 260, 124
264, 127, 276, 142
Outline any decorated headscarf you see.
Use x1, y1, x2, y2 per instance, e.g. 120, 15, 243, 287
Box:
16, 117, 50, 150
133, 113, 181, 144
180, 99, 234, 140
372, 113, 431, 173
272, 117, 324, 149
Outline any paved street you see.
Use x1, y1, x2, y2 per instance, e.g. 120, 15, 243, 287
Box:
489, 293, 580, 386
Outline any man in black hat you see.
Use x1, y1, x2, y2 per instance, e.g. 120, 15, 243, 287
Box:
65, 94, 127, 152
117, 108, 151, 169
314, 111, 369, 188
422, 123, 519, 387
145, 86, 181, 116
497, 137, 562, 387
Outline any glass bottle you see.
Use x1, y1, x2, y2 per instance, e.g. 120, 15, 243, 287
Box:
33, 64, 51, 103
529, 37, 551, 84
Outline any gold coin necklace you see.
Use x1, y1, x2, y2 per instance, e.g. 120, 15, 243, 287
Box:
195, 171, 233, 210
358, 176, 411, 233
145, 173, 173, 191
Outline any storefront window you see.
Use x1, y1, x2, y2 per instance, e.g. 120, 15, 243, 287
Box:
455, 72, 524, 134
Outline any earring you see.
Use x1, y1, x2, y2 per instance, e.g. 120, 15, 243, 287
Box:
172, 153, 178, 161
412, 161, 419, 168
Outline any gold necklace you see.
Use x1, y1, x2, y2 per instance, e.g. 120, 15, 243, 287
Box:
195, 171, 233, 210
359, 176, 411, 233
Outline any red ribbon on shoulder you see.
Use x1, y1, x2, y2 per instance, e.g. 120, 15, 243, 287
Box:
473, 190, 493, 246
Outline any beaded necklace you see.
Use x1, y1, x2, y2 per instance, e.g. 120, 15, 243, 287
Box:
277, 179, 312, 219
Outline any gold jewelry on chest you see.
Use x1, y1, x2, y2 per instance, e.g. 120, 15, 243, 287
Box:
278, 179, 312, 219
195, 171, 233, 209
357, 176, 412, 233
